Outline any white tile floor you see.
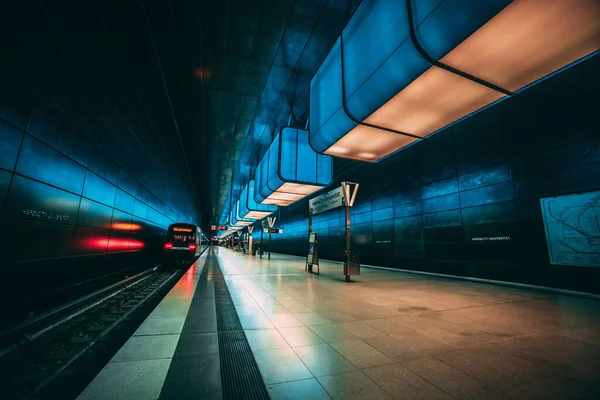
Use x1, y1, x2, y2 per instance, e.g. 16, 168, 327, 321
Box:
77, 247, 600, 399
215, 247, 600, 399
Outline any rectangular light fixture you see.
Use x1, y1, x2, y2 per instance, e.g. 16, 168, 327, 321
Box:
255, 128, 333, 206
233, 200, 255, 226
239, 181, 277, 220
310, 0, 600, 163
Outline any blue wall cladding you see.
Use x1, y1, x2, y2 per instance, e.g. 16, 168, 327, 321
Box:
239, 180, 277, 220
310, 0, 600, 163
270, 52, 600, 293
255, 128, 333, 206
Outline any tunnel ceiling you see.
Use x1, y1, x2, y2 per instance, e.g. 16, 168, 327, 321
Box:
148, 0, 361, 224
10, 0, 361, 226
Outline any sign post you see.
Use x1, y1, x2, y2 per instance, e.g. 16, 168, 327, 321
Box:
267, 217, 276, 260
307, 183, 359, 280
248, 226, 254, 255
306, 232, 319, 274
342, 182, 359, 281
260, 219, 267, 258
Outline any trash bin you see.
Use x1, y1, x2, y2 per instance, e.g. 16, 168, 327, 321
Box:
252, 247, 257, 256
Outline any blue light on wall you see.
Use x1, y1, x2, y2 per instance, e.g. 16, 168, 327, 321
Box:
254, 128, 333, 206
310, 0, 600, 163
239, 180, 277, 219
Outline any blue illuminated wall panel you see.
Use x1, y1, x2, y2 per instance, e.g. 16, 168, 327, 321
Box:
270, 53, 600, 293
0, 66, 202, 327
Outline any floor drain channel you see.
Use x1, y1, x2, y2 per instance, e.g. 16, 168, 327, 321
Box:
212, 257, 269, 400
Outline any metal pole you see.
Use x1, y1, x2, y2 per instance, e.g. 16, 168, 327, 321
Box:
345, 205, 351, 282
260, 227, 264, 258
268, 231, 272, 260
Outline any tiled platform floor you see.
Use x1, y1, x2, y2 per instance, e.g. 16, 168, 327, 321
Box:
79, 247, 600, 399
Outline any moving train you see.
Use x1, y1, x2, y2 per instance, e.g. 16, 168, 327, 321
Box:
163, 223, 208, 266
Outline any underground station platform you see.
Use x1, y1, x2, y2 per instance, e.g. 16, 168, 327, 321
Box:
76, 247, 600, 400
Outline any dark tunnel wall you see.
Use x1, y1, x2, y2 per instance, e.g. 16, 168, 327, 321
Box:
265, 54, 600, 293
0, 2, 202, 325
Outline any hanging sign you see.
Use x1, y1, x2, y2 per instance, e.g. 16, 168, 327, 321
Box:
263, 228, 283, 234
309, 187, 345, 215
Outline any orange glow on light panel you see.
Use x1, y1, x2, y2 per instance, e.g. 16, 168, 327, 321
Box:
441, 0, 600, 92
324, 0, 600, 162
260, 183, 323, 206
358, 65, 504, 140
279, 182, 323, 195
245, 211, 273, 219
325, 124, 418, 162
235, 221, 252, 226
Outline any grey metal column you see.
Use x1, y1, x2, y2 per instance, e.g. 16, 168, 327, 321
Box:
345, 205, 350, 282
260, 226, 264, 259
268, 230, 272, 260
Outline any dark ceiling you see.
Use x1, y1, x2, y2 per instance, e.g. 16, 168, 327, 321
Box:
146, 0, 362, 224
4, 0, 362, 226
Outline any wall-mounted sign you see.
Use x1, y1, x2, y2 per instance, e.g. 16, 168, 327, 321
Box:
540, 191, 600, 267
309, 187, 344, 215
211, 225, 228, 231
22, 209, 70, 222
471, 236, 511, 242
173, 227, 193, 233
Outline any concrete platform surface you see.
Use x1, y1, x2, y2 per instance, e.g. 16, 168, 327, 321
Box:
78, 247, 600, 399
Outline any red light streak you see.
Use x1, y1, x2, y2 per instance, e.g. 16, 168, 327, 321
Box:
87, 237, 145, 251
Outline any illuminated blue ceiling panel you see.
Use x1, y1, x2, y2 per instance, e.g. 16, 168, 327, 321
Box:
254, 128, 333, 206
233, 200, 254, 226
239, 180, 277, 220
310, 0, 600, 163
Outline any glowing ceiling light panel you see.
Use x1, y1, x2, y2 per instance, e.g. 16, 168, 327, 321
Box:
239, 181, 277, 220
235, 200, 255, 226
230, 201, 254, 227
255, 128, 333, 206
310, 0, 600, 163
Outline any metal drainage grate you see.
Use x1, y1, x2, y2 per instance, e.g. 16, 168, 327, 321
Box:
212, 257, 269, 400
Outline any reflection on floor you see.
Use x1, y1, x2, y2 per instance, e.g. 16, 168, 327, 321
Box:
79, 247, 600, 400
219, 248, 600, 400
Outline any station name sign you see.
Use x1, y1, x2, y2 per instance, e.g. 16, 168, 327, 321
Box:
471, 236, 511, 242
309, 187, 345, 215
210, 225, 228, 231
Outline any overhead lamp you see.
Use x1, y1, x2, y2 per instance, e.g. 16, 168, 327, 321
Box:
255, 128, 333, 206
231, 201, 254, 227
310, 0, 600, 163
239, 181, 277, 220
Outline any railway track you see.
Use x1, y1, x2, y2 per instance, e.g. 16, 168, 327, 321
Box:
0, 268, 185, 400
